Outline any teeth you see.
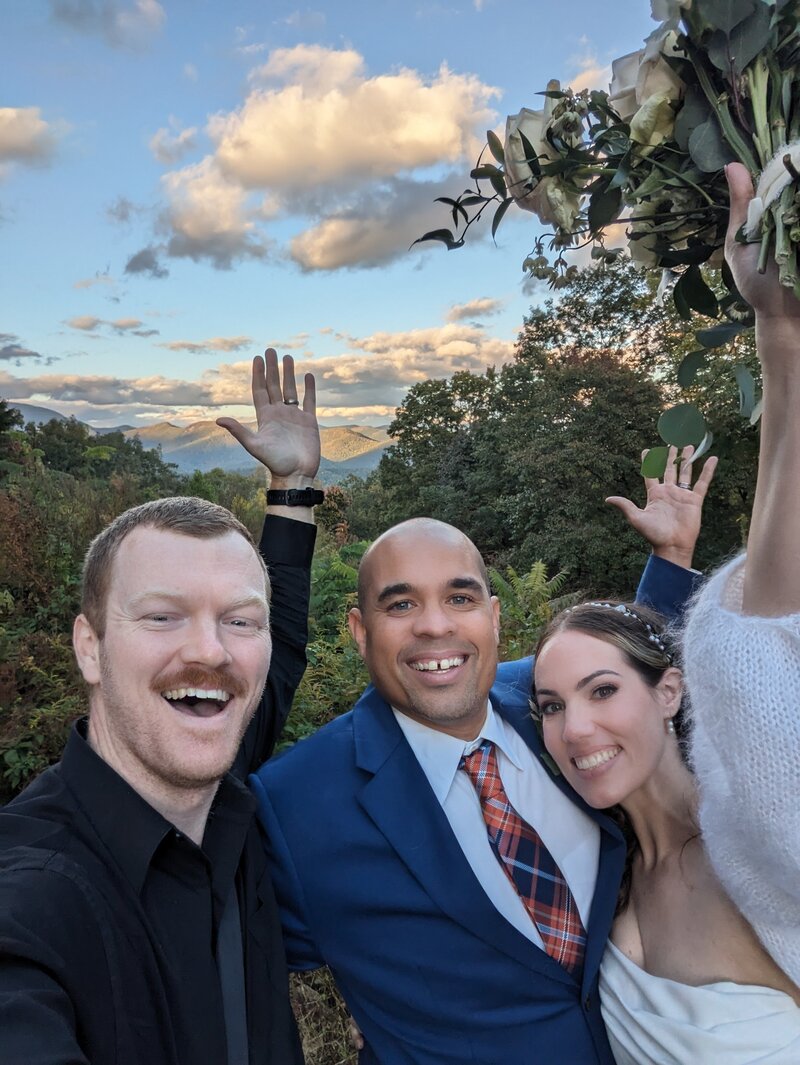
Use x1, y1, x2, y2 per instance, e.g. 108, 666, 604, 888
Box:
161, 687, 232, 703
411, 657, 465, 672
574, 748, 620, 771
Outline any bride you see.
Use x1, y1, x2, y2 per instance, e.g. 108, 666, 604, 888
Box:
531, 162, 800, 1064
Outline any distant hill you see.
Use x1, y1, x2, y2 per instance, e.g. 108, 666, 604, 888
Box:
2, 399, 390, 481
6, 402, 132, 434
8, 402, 70, 425
124, 419, 390, 481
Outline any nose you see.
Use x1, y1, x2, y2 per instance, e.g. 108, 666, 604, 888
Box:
412, 601, 456, 639
179, 617, 232, 668
559, 705, 595, 745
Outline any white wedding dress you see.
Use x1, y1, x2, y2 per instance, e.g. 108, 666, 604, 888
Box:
600, 941, 800, 1065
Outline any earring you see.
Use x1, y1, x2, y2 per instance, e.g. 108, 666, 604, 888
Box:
664, 718, 676, 735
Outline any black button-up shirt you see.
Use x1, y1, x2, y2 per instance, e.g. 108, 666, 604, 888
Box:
0, 515, 314, 1064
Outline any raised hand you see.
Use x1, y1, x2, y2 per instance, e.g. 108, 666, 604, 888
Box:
217, 349, 321, 486
606, 445, 718, 570
725, 162, 800, 325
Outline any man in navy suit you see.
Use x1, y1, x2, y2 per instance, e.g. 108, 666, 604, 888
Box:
251, 451, 709, 1064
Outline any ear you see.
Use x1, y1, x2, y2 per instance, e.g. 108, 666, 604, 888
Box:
490, 595, 501, 645
656, 666, 683, 718
73, 614, 101, 686
347, 607, 368, 659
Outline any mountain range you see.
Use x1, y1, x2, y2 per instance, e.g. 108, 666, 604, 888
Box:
7, 402, 390, 481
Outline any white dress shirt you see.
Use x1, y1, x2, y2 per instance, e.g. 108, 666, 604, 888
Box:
394, 703, 600, 948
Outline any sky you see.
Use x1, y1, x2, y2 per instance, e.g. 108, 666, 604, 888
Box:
2, 0, 657, 428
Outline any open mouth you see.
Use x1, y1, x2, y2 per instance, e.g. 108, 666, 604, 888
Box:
409, 656, 466, 674
573, 747, 621, 772
161, 686, 232, 718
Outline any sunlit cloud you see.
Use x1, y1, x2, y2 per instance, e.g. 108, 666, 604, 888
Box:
157, 335, 253, 353
446, 296, 504, 322
149, 120, 198, 166
139, 45, 498, 271
0, 107, 58, 166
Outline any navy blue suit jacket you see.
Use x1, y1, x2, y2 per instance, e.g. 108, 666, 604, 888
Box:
251, 556, 699, 1064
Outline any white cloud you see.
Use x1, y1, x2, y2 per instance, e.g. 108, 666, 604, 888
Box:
215, 47, 497, 190
160, 157, 269, 268
289, 175, 465, 271
149, 121, 198, 166
158, 335, 253, 353
6, 321, 514, 419
66, 315, 103, 331
183, 63, 199, 82
0, 108, 58, 166
146, 45, 498, 270
446, 296, 504, 322
49, 0, 165, 49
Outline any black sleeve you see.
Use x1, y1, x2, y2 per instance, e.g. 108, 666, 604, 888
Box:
0, 864, 108, 1065
0, 959, 89, 1065
233, 514, 316, 778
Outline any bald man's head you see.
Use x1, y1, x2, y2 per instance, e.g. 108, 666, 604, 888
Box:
348, 518, 500, 739
357, 519, 491, 611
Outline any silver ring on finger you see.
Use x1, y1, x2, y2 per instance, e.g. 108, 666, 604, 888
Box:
677, 482, 692, 490
283, 398, 300, 405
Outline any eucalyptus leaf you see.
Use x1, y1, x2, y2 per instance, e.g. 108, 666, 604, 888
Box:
491, 197, 513, 239
588, 185, 622, 233
517, 130, 541, 176
688, 116, 736, 172
673, 85, 713, 152
695, 321, 744, 347
675, 265, 719, 317
487, 129, 505, 166
692, 431, 715, 462
411, 229, 463, 251
489, 171, 508, 199
734, 363, 756, 417
677, 349, 708, 387
694, 0, 756, 33
658, 403, 708, 447
641, 446, 670, 478
659, 245, 716, 267
673, 275, 692, 320
749, 397, 764, 425
470, 164, 501, 180
707, 2, 773, 74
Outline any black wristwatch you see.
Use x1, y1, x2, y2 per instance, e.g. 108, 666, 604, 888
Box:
266, 487, 325, 507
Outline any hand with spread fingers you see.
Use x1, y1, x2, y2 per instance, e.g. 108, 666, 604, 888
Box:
217, 349, 321, 488
606, 445, 718, 571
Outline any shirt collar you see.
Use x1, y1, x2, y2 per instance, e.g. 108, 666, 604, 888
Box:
393, 703, 525, 804
60, 719, 253, 897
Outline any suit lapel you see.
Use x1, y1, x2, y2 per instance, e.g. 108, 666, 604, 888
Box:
352, 689, 575, 984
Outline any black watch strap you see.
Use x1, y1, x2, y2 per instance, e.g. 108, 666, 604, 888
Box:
266, 487, 325, 507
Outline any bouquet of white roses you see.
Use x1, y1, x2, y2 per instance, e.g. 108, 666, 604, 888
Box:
418, 0, 800, 449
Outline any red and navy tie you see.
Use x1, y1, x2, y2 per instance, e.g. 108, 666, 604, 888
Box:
460, 739, 586, 974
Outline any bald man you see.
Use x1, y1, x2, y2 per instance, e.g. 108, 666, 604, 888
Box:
251, 514, 701, 1065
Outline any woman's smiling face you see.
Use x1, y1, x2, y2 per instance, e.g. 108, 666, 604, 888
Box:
534, 628, 680, 810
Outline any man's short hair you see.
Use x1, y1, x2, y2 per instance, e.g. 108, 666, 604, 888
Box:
81, 496, 268, 638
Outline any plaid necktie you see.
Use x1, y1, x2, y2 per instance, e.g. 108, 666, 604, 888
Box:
460, 739, 586, 974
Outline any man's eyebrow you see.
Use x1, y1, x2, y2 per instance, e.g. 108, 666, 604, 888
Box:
127, 591, 268, 612
535, 668, 622, 698
376, 582, 413, 604
448, 577, 485, 594
375, 576, 485, 604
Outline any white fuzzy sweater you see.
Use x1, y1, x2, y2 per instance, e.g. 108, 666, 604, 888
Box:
683, 554, 800, 986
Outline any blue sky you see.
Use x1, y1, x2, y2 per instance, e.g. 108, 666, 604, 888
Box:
2, 0, 656, 427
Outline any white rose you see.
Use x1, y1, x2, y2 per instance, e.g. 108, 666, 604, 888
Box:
503, 81, 582, 230
609, 32, 684, 122
608, 50, 642, 122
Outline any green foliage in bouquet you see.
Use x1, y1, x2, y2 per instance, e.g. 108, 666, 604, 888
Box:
417, 0, 800, 470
